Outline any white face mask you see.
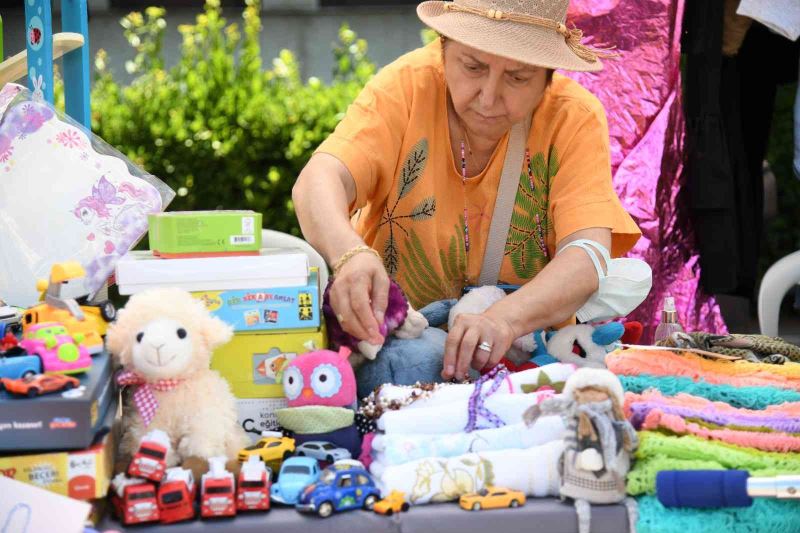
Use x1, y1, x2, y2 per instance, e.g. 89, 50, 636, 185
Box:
558, 239, 653, 323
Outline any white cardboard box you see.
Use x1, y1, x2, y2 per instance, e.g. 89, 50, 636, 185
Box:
116, 248, 309, 294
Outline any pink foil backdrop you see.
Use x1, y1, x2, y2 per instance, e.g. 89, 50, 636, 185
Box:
566, 0, 728, 340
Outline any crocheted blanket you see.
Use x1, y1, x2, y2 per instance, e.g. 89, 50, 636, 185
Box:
637, 495, 800, 533
619, 374, 800, 409
626, 432, 800, 495
607, 349, 800, 391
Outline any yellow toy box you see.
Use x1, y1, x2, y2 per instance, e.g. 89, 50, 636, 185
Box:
210, 325, 327, 399
0, 424, 114, 501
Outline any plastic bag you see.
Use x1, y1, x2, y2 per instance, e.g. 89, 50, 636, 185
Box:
0, 83, 175, 306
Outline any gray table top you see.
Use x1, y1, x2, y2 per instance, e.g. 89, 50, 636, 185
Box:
99, 498, 630, 533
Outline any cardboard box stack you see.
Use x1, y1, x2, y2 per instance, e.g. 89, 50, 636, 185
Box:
117, 212, 327, 443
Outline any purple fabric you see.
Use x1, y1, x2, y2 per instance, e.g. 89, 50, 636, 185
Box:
465, 365, 508, 432
628, 402, 800, 433
566, 0, 728, 341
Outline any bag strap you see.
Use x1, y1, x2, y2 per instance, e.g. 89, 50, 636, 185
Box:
478, 113, 533, 286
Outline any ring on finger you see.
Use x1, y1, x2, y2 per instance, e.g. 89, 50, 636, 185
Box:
336, 313, 346, 323
477, 341, 493, 352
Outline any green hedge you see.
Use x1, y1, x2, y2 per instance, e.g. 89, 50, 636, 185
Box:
78, 1, 798, 273
89, 0, 374, 237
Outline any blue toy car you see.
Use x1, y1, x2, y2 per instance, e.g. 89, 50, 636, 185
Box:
296, 462, 380, 518
0, 339, 41, 382
270, 457, 320, 505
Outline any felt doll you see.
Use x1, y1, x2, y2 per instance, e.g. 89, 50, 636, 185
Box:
523, 368, 639, 533
323, 278, 428, 365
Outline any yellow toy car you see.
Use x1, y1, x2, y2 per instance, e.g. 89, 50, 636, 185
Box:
237, 432, 295, 465
459, 487, 526, 511
22, 262, 115, 354
373, 490, 410, 516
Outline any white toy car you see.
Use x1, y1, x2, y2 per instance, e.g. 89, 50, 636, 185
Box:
0, 299, 22, 331
294, 441, 351, 463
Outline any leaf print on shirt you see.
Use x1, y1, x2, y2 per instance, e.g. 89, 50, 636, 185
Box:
505, 145, 557, 279
380, 138, 435, 275
400, 220, 466, 309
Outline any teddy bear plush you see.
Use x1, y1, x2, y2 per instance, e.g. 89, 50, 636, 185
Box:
106, 288, 247, 477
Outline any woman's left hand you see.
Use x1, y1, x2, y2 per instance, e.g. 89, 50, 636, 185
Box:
442, 312, 516, 380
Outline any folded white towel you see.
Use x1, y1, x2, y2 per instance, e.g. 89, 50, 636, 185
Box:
371, 440, 565, 505
377, 364, 575, 409
377, 390, 557, 434
371, 417, 565, 465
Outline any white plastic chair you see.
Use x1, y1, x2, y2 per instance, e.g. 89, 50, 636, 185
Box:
261, 229, 329, 290
757, 250, 800, 337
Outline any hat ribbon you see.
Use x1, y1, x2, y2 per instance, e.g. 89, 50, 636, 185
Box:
442, 2, 619, 63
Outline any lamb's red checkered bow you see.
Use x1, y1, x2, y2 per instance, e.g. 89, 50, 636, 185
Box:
116, 370, 184, 427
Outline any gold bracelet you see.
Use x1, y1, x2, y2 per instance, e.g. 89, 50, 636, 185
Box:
333, 245, 381, 275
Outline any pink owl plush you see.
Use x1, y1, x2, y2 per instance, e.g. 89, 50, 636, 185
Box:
282, 347, 356, 408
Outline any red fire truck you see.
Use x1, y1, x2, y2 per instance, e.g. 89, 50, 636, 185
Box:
200, 456, 236, 518
157, 467, 196, 524
237, 455, 271, 512
128, 429, 171, 483
110, 474, 160, 525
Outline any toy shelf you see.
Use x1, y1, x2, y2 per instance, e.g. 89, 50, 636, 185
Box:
99, 499, 631, 532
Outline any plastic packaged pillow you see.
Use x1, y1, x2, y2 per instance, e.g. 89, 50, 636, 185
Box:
0, 83, 174, 306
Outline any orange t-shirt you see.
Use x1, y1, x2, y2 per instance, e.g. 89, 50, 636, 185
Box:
316, 41, 641, 309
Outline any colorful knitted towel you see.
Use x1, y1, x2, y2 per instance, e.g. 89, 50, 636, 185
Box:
640, 410, 800, 452
627, 432, 800, 495
624, 390, 800, 433
619, 374, 800, 409
637, 495, 800, 533
607, 349, 800, 391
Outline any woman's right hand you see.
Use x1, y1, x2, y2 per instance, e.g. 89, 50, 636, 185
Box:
328, 252, 390, 345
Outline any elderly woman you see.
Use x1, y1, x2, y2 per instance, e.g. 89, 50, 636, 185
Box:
293, 0, 642, 385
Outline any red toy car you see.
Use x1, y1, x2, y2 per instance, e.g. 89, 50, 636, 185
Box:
128, 429, 171, 482
201, 456, 236, 518
158, 467, 196, 524
110, 474, 160, 525
237, 455, 271, 512
0, 373, 80, 397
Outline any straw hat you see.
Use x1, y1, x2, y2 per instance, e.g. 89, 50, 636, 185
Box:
417, 0, 612, 72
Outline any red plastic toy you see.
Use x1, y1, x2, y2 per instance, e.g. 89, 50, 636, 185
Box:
128, 429, 171, 483
110, 474, 160, 525
1, 331, 19, 353
200, 456, 236, 518
236, 455, 271, 512
158, 467, 196, 524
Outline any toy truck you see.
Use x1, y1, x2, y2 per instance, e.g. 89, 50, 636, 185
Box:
158, 467, 196, 524
200, 456, 236, 518
110, 473, 160, 525
128, 429, 171, 482
237, 455, 271, 512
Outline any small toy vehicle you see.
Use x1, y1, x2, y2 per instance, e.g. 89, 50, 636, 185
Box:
270, 457, 320, 505
22, 261, 115, 354
374, 490, 410, 516
158, 467, 196, 524
0, 351, 41, 381
200, 456, 236, 518
110, 474, 160, 525
237, 431, 295, 465
295, 441, 352, 463
0, 299, 22, 331
0, 373, 80, 397
128, 429, 171, 482
19, 322, 91, 374
296, 461, 380, 518
459, 486, 526, 511
237, 455, 271, 512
